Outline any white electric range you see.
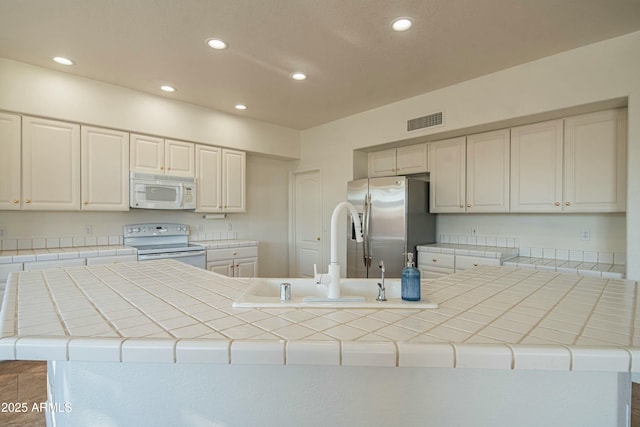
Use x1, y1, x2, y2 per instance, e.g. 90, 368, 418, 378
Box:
124, 223, 206, 269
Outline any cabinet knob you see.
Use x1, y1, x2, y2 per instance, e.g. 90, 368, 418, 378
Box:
168, 167, 171, 170
12, 199, 19, 204
467, 204, 471, 208
160, 166, 164, 170
233, 252, 237, 256
317, 237, 320, 241
84, 201, 89, 205
459, 204, 464, 208
554, 202, 560, 206
25, 199, 31, 204
473, 263, 479, 267
565, 202, 571, 206
432, 258, 437, 263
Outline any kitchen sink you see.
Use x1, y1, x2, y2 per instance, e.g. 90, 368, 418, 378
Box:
232, 278, 438, 309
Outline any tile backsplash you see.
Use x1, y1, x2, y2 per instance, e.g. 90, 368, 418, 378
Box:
0, 231, 239, 251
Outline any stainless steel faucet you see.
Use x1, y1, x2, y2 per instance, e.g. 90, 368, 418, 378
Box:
376, 261, 386, 301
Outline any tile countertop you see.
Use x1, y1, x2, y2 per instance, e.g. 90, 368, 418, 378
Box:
417, 243, 519, 259
1, 260, 639, 372
503, 257, 625, 279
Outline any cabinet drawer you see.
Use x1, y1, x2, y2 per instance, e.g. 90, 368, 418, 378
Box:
418, 252, 455, 269
455, 255, 500, 271
420, 269, 451, 280
207, 246, 258, 262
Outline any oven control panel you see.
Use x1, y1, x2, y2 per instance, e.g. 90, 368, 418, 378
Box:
124, 223, 190, 238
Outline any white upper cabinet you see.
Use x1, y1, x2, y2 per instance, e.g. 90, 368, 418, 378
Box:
466, 129, 510, 213
510, 109, 626, 213
563, 109, 627, 212
22, 116, 81, 210
222, 149, 246, 212
130, 134, 164, 174
195, 145, 222, 212
165, 139, 195, 177
430, 132, 509, 214
0, 112, 21, 210
429, 137, 466, 213
510, 120, 564, 212
368, 144, 427, 177
196, 146, 246, 213
130, 134, 194, 177
81, 126, 130, 211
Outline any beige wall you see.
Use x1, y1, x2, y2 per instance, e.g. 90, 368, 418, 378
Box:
0, 58, 300, 159
297, 31, 640, 279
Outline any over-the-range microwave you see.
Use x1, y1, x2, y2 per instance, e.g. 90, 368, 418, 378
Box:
130, 172, 196, 210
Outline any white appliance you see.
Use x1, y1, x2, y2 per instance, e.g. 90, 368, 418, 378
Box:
130, 172, 196, 210
124, 223, 206, 269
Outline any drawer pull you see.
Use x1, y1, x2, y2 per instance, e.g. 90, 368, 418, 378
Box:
432, 258, 437, 263
473, 263, 479, 267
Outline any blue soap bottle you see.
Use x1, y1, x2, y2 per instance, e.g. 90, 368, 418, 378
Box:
401, 253, 421, 301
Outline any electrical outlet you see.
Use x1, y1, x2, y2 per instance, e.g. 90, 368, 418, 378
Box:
84, 225, 93, 235
0, 225, 6, 237
581, 228, 591, 241
472, 226, 479, 236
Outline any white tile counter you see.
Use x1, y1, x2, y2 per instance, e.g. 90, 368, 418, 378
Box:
1, 260, 638, 372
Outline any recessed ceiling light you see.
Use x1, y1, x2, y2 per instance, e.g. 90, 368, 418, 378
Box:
160, 85, 176, 93
235, 104, 247, 110
391, 17, 413, 31
53, 56, 74, 66
290, 72, 307, 81
206, 38, 228, 50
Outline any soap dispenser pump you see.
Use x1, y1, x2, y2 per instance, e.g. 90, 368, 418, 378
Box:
401, 252, 421, 301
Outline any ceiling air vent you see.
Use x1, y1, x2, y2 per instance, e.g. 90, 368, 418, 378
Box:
407, 111, 443, 132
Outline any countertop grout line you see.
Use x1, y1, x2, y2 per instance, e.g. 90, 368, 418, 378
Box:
571, 277, 611, 346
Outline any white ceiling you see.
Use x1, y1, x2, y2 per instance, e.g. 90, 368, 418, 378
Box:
1, 0, 639, 130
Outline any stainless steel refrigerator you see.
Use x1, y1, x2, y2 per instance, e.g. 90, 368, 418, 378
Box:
347, 176, 436, 278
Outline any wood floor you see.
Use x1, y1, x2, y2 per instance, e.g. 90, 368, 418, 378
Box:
1, 360, 640, 426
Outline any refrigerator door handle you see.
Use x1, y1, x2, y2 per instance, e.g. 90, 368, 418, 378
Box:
365, 193, 372, 268
362, 194, 369, 268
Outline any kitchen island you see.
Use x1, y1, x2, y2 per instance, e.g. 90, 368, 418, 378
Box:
1, 260, 638, 426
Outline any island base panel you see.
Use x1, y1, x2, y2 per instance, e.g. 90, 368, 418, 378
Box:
46, 362, 630, 427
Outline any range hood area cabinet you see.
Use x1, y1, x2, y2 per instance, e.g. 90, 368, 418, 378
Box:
428, 108, 627, 214
0, 114, 130, 211
195, 146, 246, 213
130, 134, 195, 177
429, 129, 510, 213
368, 144, 428, 177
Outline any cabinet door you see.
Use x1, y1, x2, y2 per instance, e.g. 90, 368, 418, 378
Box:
222, 149, 246, 212
207, 261, 233, 276
563, 109, 626, 212
165, 139, 195, 177
510, 120, 563, 212
0, 113, 21, 210
22, 117, 80, 210
396, 144, 427, 175
81, 126, 130, 211
130, 133, 164, 174
466, 129, 510, 212
368, 149, 396, 177
235, 258, 258, 278
428, 137, 466, 213
195, 145, 222, 212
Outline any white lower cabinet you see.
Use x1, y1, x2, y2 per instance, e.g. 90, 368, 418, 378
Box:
418, 251, 502, 277
206, 246, 258, 278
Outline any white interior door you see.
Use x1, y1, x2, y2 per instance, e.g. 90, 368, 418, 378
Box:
292, 169, 322, 278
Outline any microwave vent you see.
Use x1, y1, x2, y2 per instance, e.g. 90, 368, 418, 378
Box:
407, 112, 443, 132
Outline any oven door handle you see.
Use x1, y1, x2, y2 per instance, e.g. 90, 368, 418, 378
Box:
139, 250, 206, 260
